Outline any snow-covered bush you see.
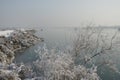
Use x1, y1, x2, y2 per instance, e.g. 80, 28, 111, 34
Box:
32, 44, 100, 80
0, 69, 20, 80
72, 27, 118, 65
0, 62, 34, 80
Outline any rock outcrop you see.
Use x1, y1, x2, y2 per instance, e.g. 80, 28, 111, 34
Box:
0, 29, 43, 80
0, 29, 43, 64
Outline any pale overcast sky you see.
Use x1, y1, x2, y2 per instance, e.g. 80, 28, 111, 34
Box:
0, 0, 120, 27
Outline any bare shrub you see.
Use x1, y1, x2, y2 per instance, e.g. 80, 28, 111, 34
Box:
72, 26, 119, 73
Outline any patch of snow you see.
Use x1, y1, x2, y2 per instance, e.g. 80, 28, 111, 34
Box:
0, 30, 14, 37
19, 28, 27, 33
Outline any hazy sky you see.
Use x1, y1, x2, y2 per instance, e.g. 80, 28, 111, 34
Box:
0, 0, 120, 27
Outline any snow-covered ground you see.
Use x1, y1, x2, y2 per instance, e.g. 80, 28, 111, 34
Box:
0, 30, 14, 37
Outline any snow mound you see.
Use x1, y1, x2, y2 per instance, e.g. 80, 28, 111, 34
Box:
0, 30, 14, 37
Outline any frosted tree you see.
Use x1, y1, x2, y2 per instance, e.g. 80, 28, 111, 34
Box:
33, 44, 100, 80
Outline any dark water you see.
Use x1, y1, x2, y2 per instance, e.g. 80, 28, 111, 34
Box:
12, 27, 120, 80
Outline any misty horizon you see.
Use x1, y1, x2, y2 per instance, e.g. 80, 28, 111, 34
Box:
0, 0, 120, 27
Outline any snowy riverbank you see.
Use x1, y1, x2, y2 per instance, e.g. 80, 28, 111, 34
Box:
0, 29, 44, 80
0, 29, 43, 64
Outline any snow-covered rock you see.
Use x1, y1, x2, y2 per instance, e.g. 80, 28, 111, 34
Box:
0, 29, 42, 64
